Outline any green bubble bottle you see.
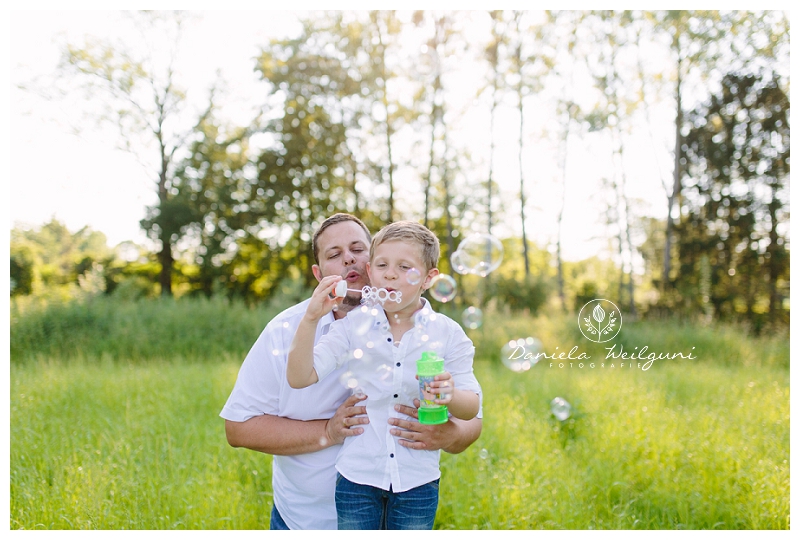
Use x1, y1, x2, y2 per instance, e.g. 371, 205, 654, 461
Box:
416, 351, 449, 425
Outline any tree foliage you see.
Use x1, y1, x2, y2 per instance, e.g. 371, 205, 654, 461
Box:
18, 11, 790, 332
676, 70, 789, 331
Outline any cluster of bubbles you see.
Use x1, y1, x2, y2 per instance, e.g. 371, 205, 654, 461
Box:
332, 230, 550, 394
550, 397, 572, 421
500, 337, 543, 372
419, 233, 506, 306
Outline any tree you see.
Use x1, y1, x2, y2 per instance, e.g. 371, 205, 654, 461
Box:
166, 116, 252, 297
650, 10, 789, 297
506, 11, 551, 277
543, 10, 584, 312
483, 10, 504, 238
365, 10, 403, 222
253, 14, 374, 293
584, 10, 641, 315
679, 71, 789, 330
57, 12, 216, 296
10, 219, 112, 297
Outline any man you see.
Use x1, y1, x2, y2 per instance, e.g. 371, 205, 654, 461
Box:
221, 213, 482, 530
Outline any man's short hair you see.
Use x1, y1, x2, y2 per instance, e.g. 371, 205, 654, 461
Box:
370, 221, 440, 271
312, 213, 372, 265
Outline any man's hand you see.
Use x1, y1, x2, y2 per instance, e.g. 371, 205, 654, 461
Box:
389, 399, 466, 452
324, 393, 369, 446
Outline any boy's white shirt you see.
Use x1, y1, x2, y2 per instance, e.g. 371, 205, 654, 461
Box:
313, 297, 483, 493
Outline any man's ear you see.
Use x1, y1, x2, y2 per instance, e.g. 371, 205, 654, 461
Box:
312, 265, 323, 282
422, 267, 439, 290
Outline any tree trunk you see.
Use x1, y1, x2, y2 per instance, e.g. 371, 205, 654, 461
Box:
487, 75, 497, 237
767, 193, 781, 318
663, 54, 683, 293
158, 238, 173, 297
556, 108, 570, 312
374, 13, 395, 222
518, 74, 530, 276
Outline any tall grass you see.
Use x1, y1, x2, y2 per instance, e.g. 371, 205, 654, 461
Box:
11, 356, 271, 529
10, 297, 790, 529
10, 295, 279, 362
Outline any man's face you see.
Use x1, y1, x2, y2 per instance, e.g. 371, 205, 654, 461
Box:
313, 221, 371, 305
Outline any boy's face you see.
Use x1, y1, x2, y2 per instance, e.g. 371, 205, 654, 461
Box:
313, 221, 371, 298
367, 239, 438, 314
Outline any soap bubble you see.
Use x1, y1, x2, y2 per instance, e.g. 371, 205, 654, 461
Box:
338, 370, 359, 390
550, 397, 572, 421
454, 233, 504, 276
429, 274, 457, 303
462, 306, 483, 329
414, 307, 431, 332
500, 338, 536, 372
374, 363, 393, 384
478, 448, 490, 460
406, 267, 422, 285
450, 250, 469, 275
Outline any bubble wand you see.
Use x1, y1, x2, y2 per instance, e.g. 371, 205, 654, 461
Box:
332, 280, 402, 304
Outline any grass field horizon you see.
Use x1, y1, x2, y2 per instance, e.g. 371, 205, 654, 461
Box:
10, 296, 790, 529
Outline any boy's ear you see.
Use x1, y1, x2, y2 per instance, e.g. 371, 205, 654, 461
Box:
312, 265, 323, 282
422, 267, 439, 290
366, 262, 372, 280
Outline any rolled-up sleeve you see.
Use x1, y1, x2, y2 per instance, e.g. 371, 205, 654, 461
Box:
443, 319, 483, 417
220, 323, 284, 421
313, 318, 352, 382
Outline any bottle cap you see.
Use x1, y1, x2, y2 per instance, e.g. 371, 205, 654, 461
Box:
418, 405, 449, 425
416, 351, 444, 376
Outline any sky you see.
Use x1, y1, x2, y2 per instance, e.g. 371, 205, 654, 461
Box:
5, 8, 744, 267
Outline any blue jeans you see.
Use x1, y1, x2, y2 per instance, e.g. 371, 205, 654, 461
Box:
269, 503, 290, 530
335, 473, 439, 530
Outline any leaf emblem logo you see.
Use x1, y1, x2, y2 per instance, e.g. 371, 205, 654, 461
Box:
578, 299, 621, 343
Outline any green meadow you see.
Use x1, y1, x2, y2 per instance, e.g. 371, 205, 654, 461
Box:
10, 296, 790, 529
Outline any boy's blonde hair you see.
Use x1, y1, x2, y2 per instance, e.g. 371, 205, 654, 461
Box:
370, 221, 440, 271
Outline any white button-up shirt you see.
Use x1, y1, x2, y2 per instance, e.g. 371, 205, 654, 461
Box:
313, 298, 482, 493
220, 299, 349, 530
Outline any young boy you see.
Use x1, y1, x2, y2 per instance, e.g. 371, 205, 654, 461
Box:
287, 221, 481, 530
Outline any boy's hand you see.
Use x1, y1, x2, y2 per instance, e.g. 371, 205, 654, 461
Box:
304, 275, 342, 322
429, 371, 455, 405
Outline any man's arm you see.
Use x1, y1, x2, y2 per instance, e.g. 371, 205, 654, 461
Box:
226, 394, 369, 455
388, 401, 482, 454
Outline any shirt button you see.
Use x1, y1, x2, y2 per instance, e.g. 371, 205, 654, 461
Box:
387, 337, 392, 342
393, 394, 398, 398
390, 453, 395, 458
396, 362, 401, 367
